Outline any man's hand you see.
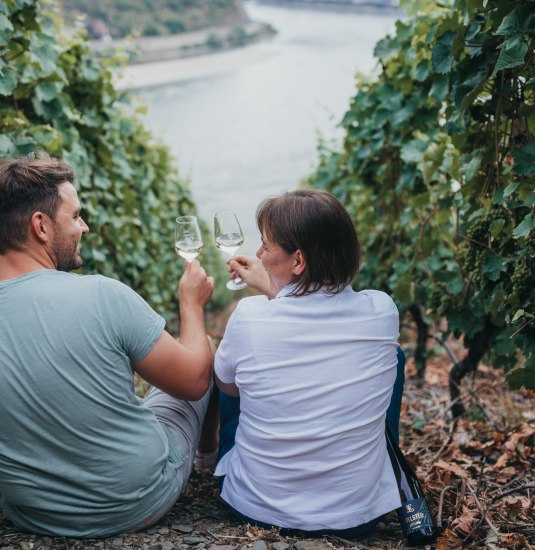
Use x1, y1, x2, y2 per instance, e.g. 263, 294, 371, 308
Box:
228, 255, 273, 297
134, 260, 214, 401
178, 259, 214, 309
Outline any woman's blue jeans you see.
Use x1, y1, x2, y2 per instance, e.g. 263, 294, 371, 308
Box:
217, 347, 406, 537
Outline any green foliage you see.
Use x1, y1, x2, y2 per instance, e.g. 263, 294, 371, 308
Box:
0, 0, 230, 321
309, 0, 535, 388
58, 0, 246, 39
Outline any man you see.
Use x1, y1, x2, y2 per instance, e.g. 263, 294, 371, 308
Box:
0, 153, 214, 537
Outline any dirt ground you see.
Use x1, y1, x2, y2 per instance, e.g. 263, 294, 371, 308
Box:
1, 312, 533, 550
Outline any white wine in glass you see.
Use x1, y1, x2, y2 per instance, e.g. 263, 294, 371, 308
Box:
214, 211, 247, 291
175, 215, 203, 261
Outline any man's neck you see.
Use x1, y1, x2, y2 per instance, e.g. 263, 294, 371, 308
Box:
0, 250, 54, 281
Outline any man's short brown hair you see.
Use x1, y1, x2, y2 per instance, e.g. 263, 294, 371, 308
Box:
256, 189, 360, 296
0, 152, 74, 254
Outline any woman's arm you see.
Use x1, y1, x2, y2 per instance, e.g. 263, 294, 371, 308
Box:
228, 255, 274, 297
215, 373, 240, 397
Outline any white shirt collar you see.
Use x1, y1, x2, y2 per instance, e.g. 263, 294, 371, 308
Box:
275, 283, 352, 299
275, 283, 299, 299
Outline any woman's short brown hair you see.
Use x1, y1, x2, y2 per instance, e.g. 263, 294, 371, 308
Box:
256, 189, 360, 296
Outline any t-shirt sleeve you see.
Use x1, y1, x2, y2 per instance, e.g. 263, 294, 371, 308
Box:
97, 276, 166, 363
214, 309, 238, 385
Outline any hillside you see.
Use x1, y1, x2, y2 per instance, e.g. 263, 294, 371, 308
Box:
59, 0, 248, 39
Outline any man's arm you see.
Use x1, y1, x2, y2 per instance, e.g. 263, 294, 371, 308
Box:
134, 260, 214, 401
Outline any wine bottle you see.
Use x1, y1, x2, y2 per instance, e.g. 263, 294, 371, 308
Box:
385, 423, 437, 546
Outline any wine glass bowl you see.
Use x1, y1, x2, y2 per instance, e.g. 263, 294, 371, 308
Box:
214, 211, 247, 291
175, 215, 203, 261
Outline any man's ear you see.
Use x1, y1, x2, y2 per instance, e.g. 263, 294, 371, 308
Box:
292, 249, 306, 276
30, 212, 52, 244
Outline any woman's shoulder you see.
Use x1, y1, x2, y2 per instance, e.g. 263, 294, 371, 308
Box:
233, 294, 271, 317
350, 288, 398, 317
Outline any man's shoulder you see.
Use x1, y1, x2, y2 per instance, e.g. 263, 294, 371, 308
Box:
90, 274, 145, 303
48, 272, 137, 301
23, 269, 102, 289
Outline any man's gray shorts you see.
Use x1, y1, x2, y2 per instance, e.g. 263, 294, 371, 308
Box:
134, 382, 213, 528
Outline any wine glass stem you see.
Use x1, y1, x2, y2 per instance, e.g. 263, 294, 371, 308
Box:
230, 253, 243, 284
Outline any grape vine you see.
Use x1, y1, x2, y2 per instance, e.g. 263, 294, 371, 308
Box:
309, 0, 535, 405
0, 0, 230, 320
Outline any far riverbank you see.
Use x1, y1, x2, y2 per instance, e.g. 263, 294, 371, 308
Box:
115, 0, 401, 90
92, 20, 275, 65
255, 0, 401, 15
116, 44, 277, 90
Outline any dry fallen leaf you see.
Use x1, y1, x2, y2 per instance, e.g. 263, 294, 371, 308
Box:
499, 532, 531, 549
435, 528, 463, 550
450, 505, 480, 537
435, 459, 469, 480
501, 496, 530, 522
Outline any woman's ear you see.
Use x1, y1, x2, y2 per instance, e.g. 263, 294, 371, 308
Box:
292, 249, 306, 276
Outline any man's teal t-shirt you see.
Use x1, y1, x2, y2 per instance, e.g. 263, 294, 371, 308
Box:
0, 270, 182, 537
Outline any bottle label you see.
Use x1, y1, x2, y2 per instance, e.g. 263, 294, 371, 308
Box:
398, 498, 434, 534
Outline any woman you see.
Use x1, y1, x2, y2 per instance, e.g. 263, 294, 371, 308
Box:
214, 189, 404, 536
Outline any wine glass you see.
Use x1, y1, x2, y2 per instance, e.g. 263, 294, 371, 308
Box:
214, 210, 247, 291
175, 215, 203, 261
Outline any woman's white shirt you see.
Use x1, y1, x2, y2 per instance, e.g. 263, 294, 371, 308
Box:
214, 285, 401, 530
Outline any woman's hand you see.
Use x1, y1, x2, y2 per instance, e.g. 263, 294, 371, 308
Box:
228, 255, 273, 297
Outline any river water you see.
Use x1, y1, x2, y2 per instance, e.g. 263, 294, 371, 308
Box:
137, 1, 398, 253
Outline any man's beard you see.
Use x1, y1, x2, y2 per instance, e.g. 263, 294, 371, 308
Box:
52, 233, 83, 272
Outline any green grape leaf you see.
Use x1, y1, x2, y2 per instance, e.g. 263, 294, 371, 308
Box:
512, 140, 535, 176
14, 136, 37, 155
412, 59, 431, 82
523, 193, 535, 207
446, 277, 465, 296
0, 65, 17, 96
513, 214, 534, 239
0, 134, 15, 154
462, 155, 482, 182
430, 74, 449, 102
495, 4, 534, 36
0, 12, 13, 33
490, 219, 505, 238
28, 125, 62, 150
399, 0, 428, 16
489, 284, 506, 317
492, 38, 529, 76
35, 82, 63, 102
374, 36, 398, 60
482, 252, 508, 282
92, 249, 107, 263
432, 32, 454, 74
395, 20, 414, 42
506, 356, 535, 390
401, 140, 427, 163
503, 182, 520, 198
512, 309, 525, 323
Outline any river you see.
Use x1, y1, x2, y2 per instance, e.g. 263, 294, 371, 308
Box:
135, 1, 398, 253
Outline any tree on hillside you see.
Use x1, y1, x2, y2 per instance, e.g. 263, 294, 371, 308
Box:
58, 0, 248, 39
